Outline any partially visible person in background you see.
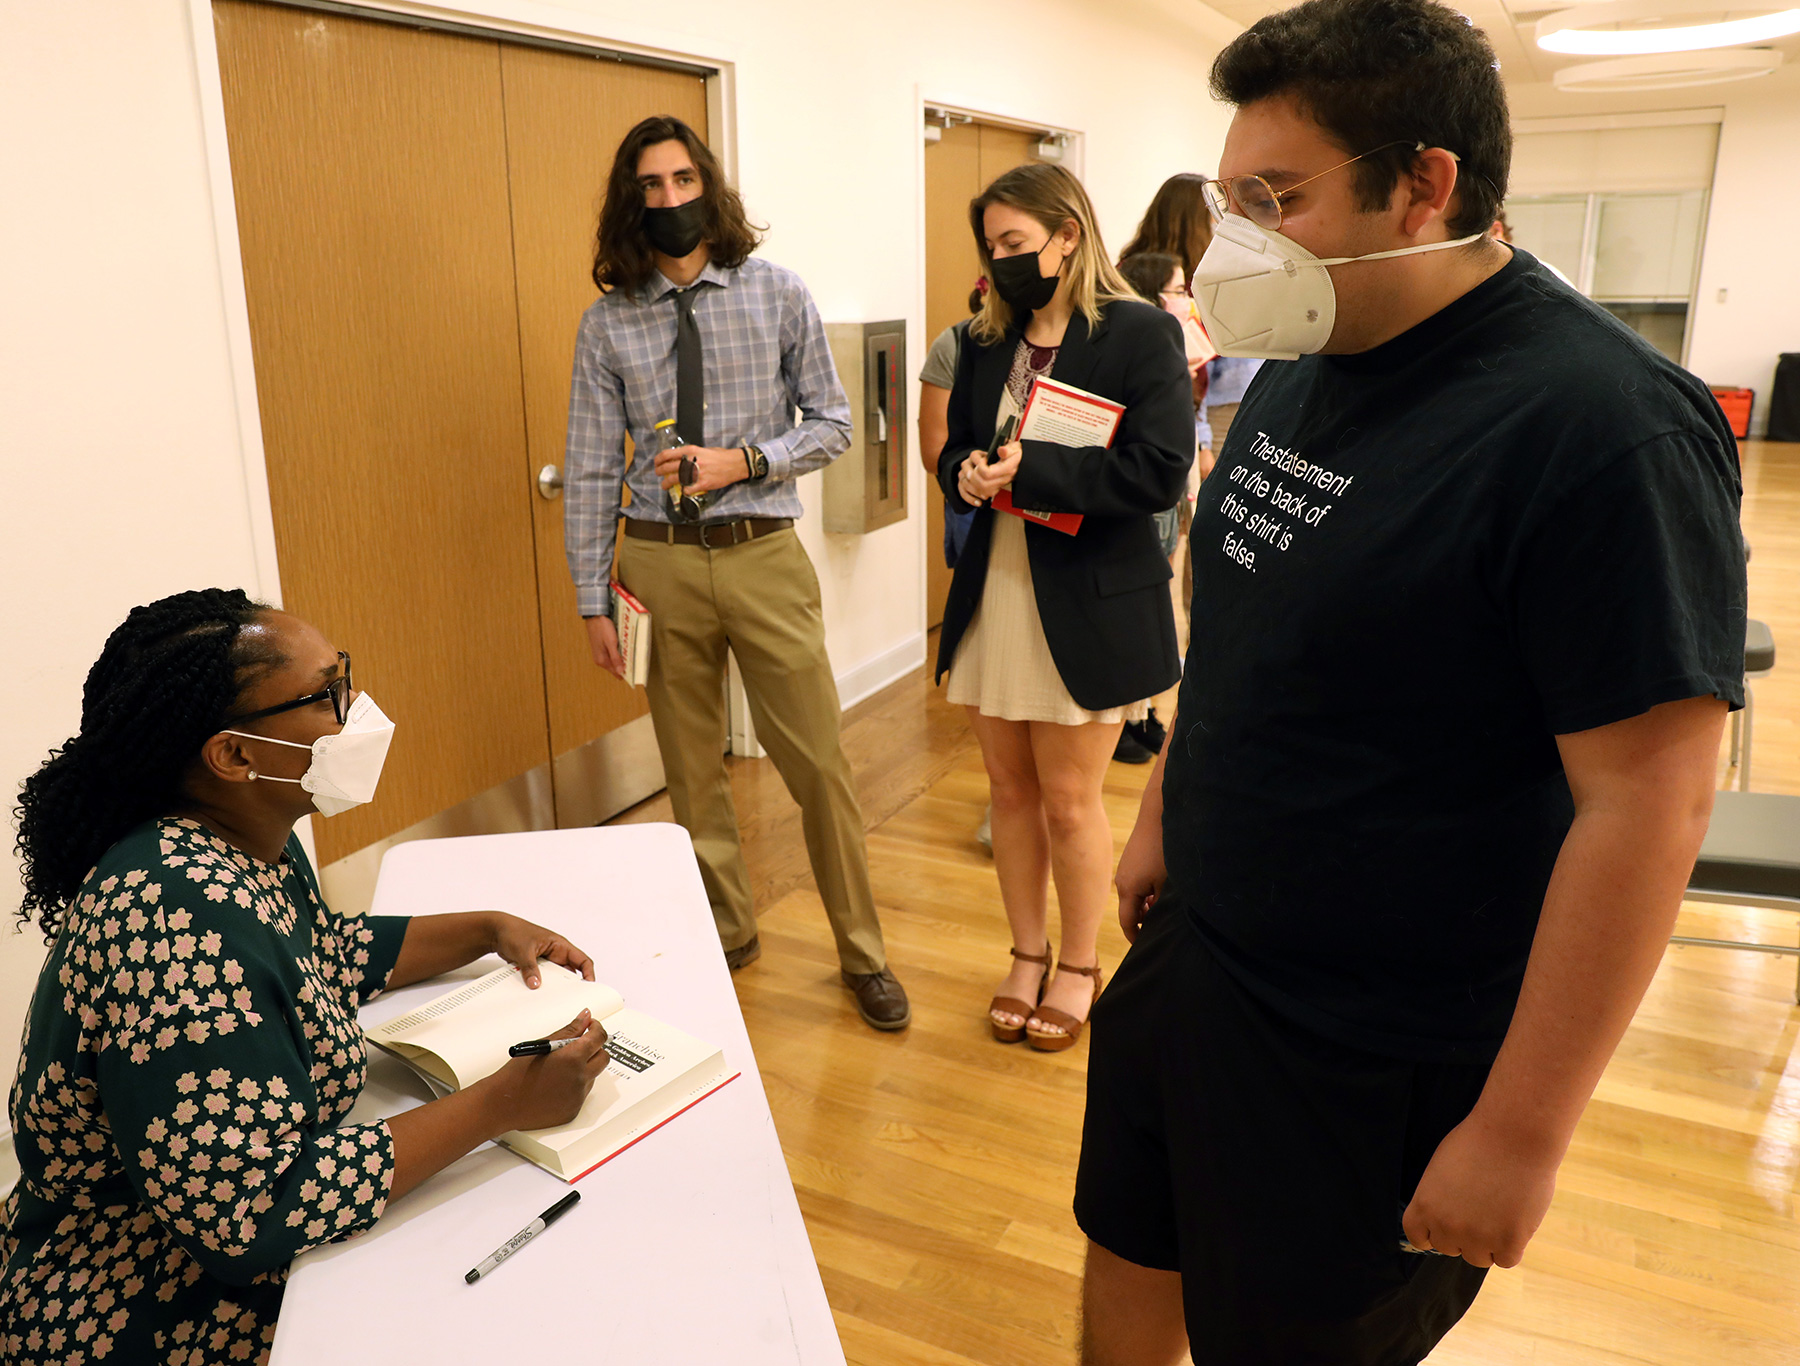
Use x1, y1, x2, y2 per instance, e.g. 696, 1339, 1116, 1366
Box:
920, 279, 996, 848
919, 279, 988, 567
1114, 249, 1205, 764
1192, 353, 1268, 626
1119, 175, 1219, 479
1203, 354, 1264, 473
1119, 173, 1215, 288
1118, 249, 1211, 490
1121, 175, 1229, 662
1122, 176, 1267, 487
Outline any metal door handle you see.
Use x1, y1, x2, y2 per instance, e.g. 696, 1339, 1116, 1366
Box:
537, 464, 563, 500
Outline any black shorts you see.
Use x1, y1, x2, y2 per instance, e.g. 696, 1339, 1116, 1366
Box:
1074, 898, 1493, 1366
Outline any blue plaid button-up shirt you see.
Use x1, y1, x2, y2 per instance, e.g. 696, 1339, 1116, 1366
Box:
563, 256, 852, 618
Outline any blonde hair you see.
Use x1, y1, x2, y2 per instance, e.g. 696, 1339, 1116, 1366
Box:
969, 162, 1138, 345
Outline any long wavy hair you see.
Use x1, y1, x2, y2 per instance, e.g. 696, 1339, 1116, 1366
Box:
13, 589, 284, 933
591, 116, 764, 295
1117, 174, 1215, 283
968, 163, 1138, 346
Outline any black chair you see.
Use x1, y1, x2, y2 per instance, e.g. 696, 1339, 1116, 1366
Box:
1768, 352, 1800, 442
1676, 790, 1800, 1003
1727, 619, 1776, 790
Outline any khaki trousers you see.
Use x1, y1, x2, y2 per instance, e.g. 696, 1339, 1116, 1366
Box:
619, 527, 887, 975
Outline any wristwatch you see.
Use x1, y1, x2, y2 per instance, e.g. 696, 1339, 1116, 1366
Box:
742, 444, 770, 482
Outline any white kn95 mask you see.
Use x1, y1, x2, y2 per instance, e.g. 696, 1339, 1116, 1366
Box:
1192, 213, 1488, 360
226, 692, 397, 817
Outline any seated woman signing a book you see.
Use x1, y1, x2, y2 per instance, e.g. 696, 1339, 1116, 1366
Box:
1, 589, 611, 1365
937, 163, 1194, 1052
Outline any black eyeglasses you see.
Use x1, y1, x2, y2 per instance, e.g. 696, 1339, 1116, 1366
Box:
227, 651, 354, 726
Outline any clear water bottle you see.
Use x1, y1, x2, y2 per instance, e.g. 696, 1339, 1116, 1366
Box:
655, 418, 708, 523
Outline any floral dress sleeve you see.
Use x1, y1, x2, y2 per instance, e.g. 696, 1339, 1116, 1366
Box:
90, 831, 399, 1287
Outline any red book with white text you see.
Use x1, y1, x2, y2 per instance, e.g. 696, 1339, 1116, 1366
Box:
992, 377, 1126, 536
610, 582, 652, 686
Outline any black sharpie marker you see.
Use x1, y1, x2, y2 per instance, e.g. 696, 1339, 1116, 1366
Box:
465, 1191, 580, 1284
508, 1036, 578, 1058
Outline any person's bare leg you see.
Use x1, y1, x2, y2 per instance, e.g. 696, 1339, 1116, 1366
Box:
969, 709, 1052, 1028
1030, 719, 1123, 1033
1081, 1240, 1189, 1366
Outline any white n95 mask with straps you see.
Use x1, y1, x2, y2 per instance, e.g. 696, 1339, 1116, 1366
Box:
1192, 213, 1488, 361
226, 692, 396, 817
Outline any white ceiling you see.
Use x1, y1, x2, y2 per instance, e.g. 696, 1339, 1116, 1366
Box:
1192, 0, 1800, 87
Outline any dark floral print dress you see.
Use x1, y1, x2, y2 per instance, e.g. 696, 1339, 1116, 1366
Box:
1, 817, 409, 1365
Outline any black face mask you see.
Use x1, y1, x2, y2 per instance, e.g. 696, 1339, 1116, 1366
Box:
989, 237, 1064, 314
643, 198, 707, 258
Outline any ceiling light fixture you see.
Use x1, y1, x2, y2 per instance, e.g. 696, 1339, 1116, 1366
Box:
1537, 0, 1800, 53
1552, 46, 1784, 87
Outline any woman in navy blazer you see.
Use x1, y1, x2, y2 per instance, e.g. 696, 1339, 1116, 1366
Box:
936, 163, 1194, 1051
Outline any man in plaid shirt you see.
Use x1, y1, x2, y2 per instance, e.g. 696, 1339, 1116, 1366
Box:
565, 115, 908, 1031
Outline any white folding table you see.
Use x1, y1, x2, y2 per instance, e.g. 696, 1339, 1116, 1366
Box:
272, 824, 845, 1365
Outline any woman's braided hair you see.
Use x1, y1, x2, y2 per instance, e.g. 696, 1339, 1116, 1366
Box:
13, 588, 285, 933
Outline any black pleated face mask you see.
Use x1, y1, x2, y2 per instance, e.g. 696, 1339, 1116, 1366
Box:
643, 198, 707, 258
989, 236, 1064, 314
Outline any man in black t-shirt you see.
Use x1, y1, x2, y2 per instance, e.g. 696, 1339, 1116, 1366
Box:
1072, 2, 1746, 1363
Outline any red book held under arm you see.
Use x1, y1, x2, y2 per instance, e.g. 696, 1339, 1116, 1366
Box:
992, 377, 1125, 536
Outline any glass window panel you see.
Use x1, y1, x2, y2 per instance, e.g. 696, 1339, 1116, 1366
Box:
1600, 302, 1688, 364
1504, 196, 1587, 285
1592, 191, 1706, 301
1510, 124, 1718, 196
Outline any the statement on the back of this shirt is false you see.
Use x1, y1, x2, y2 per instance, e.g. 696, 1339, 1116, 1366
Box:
1216, 431, 1355, 572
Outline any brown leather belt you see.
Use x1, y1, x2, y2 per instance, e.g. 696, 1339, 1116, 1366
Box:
624, 516, 793, 549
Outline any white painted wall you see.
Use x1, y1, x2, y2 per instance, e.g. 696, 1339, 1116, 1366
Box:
1508, 65, 1800, 435
1, 3, 273, 1115
1, 0, 1238, 1118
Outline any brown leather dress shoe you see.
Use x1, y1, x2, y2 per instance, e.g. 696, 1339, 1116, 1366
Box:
724, 935, 761, 971
841, 968, 911, 1031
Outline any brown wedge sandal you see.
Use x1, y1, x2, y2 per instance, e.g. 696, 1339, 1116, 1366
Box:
989, 944, 1052, 1044
1025, 961, 1104, 1053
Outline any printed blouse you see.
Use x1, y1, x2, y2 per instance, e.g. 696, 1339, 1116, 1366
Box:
1, 817, 408, 1365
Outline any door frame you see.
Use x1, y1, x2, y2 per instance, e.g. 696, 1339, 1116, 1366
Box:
187, 0, 736, 867
910, 89, 1085, 639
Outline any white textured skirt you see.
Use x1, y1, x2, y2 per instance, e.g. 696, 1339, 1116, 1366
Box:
947, 512, 1151, 726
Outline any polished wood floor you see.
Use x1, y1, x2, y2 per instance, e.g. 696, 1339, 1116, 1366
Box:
612, 439, 1800, 1365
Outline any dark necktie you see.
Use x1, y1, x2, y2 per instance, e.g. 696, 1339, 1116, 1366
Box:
673, 286, 704, 446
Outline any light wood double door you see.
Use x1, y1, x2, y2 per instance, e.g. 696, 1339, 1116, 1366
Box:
214, 2, 706, 868
921, 119, 1040, 628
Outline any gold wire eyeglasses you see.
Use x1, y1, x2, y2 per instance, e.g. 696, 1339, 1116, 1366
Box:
1202, 141, 1459, 231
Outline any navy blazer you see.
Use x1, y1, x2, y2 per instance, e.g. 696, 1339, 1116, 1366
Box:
933, 299, 1195, 711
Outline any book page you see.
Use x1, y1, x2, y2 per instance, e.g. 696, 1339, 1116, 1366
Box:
367, 963, 624, 1089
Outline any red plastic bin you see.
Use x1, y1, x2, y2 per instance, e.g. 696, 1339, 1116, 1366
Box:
1711, 386, 1753, 440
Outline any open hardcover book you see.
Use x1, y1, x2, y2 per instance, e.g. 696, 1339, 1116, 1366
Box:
366, 963, 736, 1183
